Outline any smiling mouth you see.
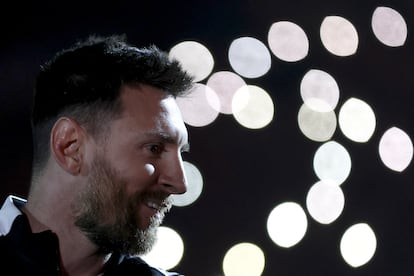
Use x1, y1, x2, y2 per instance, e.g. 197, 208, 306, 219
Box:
145, 199, 171, 213
146, 200, 163, 211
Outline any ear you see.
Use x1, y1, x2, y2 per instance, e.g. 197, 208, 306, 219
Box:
50, 117, 85, 175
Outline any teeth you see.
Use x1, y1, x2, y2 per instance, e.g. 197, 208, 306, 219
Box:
147, 201, 161, 210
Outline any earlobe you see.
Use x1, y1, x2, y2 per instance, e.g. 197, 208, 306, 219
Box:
51, 117, 84, 175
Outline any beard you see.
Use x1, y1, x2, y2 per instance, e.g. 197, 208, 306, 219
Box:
73, 153, 171, 256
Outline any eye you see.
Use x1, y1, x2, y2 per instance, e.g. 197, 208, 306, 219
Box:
148, 144, 164, 154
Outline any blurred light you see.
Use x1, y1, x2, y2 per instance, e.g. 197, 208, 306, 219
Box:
340, 223, 377, 267
171, 161, 203, 207
306, 179, 345, 224
176, 83, 220, 127
320, 16, 359, 56
298, 102, 337, 142
338, 97, 376, 143
141, 226, 184, 270
267, 21, 309, 62
206, 71, 246, 114
379, 126, 413, 172
232, 85, 274, 129
372, 6, 407, 47
169, 41, 214, 82
313, 140, 351, 185
300, 69, 340, 112
228, 36, 272, 78
267, 202, 308, 248
222, 242, 265, 276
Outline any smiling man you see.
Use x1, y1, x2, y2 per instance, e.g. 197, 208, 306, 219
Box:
0, 34, 194, 275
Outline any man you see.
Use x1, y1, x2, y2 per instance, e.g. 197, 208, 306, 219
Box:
0, 34, 194, 275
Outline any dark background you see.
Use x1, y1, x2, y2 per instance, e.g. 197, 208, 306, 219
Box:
1, 0, 414, 275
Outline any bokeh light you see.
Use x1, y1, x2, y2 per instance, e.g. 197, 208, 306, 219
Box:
141, 226, 184, 270
300, 69, 340, 112
228, 36, 272, 78
171, 161, 203, 207
169, 41, 214, 82
297, 102, 337, 142
313, 140, 352, 185
338, 97, 376, 143
176, 83, 220, 127
206, 71, 247, 114
222, 242, 265, 276
320, 16, 359, 56
232, 85, 274, 129
306, 179, 345, 224
267, 202, 308, 248
372, 6, 407, 47
379, 126, 413, 172
340, 223, 377, 268
267, 21, 309, 62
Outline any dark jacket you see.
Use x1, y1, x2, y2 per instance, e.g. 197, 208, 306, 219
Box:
0, 195, 182, 276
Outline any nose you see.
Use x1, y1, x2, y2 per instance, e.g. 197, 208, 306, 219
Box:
159, 153, 187, 195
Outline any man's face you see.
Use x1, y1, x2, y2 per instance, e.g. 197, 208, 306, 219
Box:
74, 84, 189, 255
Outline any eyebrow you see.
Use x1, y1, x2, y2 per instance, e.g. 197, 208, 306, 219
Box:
144, 131, 190, 152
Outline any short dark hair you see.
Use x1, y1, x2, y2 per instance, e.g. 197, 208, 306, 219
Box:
31, 34, 194, 171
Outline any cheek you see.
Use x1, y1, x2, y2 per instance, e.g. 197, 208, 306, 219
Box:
122, 163, 156, 195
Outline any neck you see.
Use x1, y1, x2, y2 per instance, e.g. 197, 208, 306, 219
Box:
21, 204, 49, 233
22, 200, 111, 276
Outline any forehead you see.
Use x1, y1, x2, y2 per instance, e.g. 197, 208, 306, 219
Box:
117, 84, 188, 140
